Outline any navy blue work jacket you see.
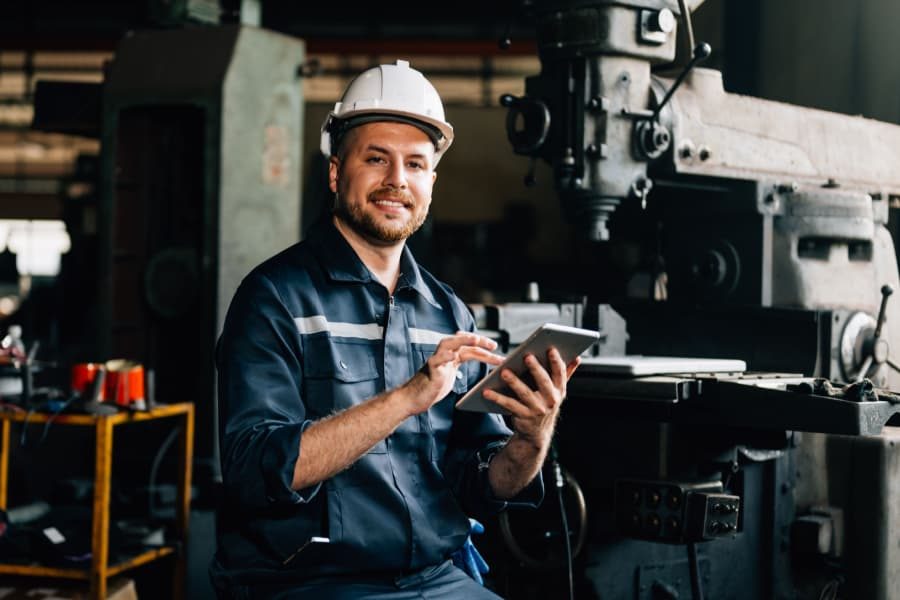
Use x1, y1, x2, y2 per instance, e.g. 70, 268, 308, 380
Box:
213, 219, 542, 586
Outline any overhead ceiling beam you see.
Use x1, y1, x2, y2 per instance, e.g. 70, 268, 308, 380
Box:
305, 38, 536, 56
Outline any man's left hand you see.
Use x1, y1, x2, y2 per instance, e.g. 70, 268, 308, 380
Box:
483, 347, 580, 447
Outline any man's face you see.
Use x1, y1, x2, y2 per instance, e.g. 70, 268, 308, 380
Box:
329, 121, 437, 246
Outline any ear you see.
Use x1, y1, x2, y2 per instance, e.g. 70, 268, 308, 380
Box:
328, 156, 340, 194
431, 170, 437, 185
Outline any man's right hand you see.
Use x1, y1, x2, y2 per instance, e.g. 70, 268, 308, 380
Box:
404, 332, 503, 415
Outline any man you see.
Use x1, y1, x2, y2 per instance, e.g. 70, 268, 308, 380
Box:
212, 60, 580, 599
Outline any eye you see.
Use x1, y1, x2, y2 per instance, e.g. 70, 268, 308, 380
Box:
407, 161, 424, 170
366, 155, 387, 165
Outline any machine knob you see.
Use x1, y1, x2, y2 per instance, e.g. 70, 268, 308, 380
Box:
647, 8, 676, 34
841, 284, 900, 382
840, 312, 877, 382
635, 119, 671, 160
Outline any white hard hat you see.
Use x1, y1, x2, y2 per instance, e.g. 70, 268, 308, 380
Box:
320, 60, 454, 164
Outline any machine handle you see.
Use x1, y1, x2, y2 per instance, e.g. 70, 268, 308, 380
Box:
873, 284, 893, 340
650, 42, 712, 123
856, 284, 895, 381
501, 93, 551, 155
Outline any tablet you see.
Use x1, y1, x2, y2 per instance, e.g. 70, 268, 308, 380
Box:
455, 323, 600, 414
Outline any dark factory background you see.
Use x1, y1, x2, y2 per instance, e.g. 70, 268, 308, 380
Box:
1, 1, 900, 599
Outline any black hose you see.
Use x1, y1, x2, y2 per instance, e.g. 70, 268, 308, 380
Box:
551, 446, 574, 600
688, 542, 704, 600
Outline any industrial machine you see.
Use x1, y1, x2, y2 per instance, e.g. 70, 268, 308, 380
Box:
484, 1, 900, 598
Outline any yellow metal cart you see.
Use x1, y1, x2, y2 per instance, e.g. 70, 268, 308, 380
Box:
0, 402, 194, 599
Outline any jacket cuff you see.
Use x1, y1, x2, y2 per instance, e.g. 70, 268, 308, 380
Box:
261, 420, 322, 505
482, 465, 545, 512
469, 442, 545, 515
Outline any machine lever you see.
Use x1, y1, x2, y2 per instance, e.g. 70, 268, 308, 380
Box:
650, 42, 712, 123
632, 42, 711, 161
873, 284, 893, 340
856, 356, 874, 383
856, 284, 893, 381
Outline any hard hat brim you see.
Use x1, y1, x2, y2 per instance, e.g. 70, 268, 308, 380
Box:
331, 113, 447, 151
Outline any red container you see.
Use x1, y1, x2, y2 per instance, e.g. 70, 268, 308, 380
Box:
105, 359, 146, 409
71, 363, 106, 401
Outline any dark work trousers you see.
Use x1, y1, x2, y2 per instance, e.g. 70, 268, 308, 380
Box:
230, 561, 504, 600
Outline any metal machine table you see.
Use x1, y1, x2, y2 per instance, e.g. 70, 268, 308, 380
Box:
568, 372, 900, 435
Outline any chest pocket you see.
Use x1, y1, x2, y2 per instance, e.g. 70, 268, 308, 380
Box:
415, 346, 469, 396
416, 346, 468, 463
304, 337, 386, 453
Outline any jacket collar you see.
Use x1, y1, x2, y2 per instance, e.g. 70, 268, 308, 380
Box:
308, 217, 440, 308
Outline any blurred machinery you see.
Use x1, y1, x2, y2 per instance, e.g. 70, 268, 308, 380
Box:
485, 1, 900, 598
97, 26, 305, 487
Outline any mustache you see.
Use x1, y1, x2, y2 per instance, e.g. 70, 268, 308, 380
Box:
368, 187, 414, 206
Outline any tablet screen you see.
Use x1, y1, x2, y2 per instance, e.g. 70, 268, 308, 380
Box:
455, 323, 600, 414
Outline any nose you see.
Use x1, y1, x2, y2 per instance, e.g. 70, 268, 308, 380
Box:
383, 160, 408, 189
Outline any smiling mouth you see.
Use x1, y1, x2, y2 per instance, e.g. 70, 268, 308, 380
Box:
370, 193, 413, 210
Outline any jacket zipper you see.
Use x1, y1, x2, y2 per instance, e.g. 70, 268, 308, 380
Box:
385, 294, 394, 453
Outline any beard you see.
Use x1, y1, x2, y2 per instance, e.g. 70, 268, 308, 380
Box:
334, 188, 429, 244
